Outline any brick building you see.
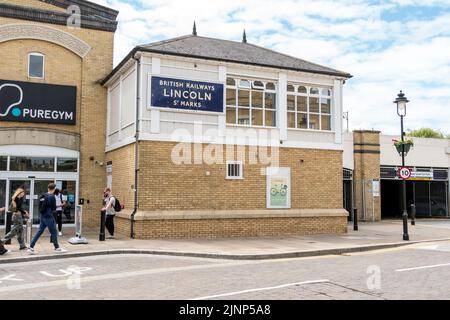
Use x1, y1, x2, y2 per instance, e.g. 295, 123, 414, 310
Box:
0, 0, 118, 228
102, 31, 352, 239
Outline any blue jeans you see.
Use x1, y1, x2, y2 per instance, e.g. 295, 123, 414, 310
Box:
30, 214, 59, 249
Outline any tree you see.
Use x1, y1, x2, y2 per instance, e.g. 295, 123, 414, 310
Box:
407, 128, 447, 139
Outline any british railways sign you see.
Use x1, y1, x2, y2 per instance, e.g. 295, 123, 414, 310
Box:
151, 76, 224, 112
0, 79, 76, 125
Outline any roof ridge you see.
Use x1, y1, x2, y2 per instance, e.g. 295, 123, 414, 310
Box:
244, 41, 348, 75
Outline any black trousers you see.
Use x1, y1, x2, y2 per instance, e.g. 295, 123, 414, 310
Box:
52, 211, 63, 232
105, 215, 114, 236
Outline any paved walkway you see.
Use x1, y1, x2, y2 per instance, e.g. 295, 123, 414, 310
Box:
1, 219, 450, 263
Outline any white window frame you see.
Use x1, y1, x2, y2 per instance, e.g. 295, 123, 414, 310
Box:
226, 161, 243, 180
287, 84, 333, 132
226, 77, 277, 128
28, 52, 45, 79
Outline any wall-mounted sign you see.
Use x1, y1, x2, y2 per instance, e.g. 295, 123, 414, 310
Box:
106, 161, 113, 173
266, 167, 291, 209
371, 180, 380, 197
0, 79, 76, 125
410, 171, 433, 180
150, 76, 224, 112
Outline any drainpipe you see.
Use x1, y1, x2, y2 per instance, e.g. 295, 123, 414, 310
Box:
131, 53, 141, 238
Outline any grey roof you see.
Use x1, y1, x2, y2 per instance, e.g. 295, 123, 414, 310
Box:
103, 34, 352, 85
0, 0, 118, 32
140, 35, 351, 78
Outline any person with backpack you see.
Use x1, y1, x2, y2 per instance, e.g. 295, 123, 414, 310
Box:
1, 188, 29, 251
53, 188, 67, 236
101, 187, 121, 239
28, 183, 67, 255
0, 207, 10, 255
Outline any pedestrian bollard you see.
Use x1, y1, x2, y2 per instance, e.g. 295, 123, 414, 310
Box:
99, 210, 106, 241
353, 208, 358, 231
411, 204, 416, 226
4, 211, 12, 244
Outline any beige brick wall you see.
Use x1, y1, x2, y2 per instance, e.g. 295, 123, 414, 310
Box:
2, 0, 67, 12
136, 141, 343, 211
105, 143, 135, 211
0, 1, 115, 227
353, 130, 381, 221
116, 215, 347, 239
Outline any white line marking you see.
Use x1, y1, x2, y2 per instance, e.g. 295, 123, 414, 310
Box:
190, 279, 330, 300
396, 262, 450, 272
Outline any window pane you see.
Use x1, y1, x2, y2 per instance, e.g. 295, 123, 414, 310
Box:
239, 79, 251, 89
265, 110, 276, 127
287, 95, 295, 111
57, 158, 78, 172
297, 96, 307, 112
253, 81, 264, 89
226, 77, 235, 86
252, 91, 263, 108
309, 114, 320, 130
310, 87, 319, 95
287, 85, 295, 92
309, 97, 319, 113
29, 54, 44, 78
288, 112, 295, 128
298, 113, 308, 129
0, 156, 6, 171
266, 82, 275, 90
226, 88, 236, 106
298, 86, 307, 94
10, 157, 54, 172
226, 107, 236, 124
265, 92, 276, 109
252, 109, 263, 126
322, 88, 331, 96
238, 108, 250, 125
321, 98, 331, 114
238, 90, 250, 107
321, 115, 331, 130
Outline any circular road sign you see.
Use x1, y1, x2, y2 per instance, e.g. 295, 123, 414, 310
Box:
398, 166, 412, 180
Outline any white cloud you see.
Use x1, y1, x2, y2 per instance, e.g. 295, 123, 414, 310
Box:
89, 0, 450, 135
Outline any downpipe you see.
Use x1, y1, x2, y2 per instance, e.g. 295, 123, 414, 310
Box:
131, 54, 141, 239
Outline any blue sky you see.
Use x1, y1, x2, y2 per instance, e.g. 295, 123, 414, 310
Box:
91, 0, 450, 135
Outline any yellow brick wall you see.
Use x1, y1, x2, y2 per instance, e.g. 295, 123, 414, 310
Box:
136, 141, 343, 211
105, 143, 135, 211
0, 2, 115, 227
116, 216, 347, 239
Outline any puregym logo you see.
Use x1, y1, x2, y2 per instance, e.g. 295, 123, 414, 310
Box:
0, 83, 23, 118
0, 79, 77, 125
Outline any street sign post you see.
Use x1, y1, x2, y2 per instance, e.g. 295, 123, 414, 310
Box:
398, 166, 412, 180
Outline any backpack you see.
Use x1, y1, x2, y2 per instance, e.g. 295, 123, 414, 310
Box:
38, 194, 49, 214
113, 196, 122, 212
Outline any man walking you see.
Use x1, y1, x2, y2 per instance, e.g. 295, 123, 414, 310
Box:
0, 207, 10, 255
28, 183, 67, 254
101, 188, 116, 239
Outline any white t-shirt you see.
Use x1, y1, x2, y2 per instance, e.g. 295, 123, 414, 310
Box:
105, 196, 116, 216
55, 194, 67, 212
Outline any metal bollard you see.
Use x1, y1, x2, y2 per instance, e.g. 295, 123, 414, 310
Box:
99, 210, 106, 241
411, 204, 416, 226
353, 208, 358, 231
4, 211, 12, 244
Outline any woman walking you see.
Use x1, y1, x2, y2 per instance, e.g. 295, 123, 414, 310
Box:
1, 188, 28, 251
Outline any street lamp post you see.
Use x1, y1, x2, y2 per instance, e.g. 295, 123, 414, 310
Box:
394, 90, 410, 241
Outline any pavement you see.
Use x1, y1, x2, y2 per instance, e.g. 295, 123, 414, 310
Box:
1, 219, 450, 263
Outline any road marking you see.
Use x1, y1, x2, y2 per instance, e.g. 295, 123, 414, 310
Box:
396, 262, 450, 272
0, 275, 24, 283
189, 279, 330, 300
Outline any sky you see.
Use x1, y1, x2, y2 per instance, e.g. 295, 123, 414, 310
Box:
90, 0, 450, 135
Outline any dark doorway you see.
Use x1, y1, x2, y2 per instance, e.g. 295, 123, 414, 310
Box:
381, 180, 413, 218
343, 180, 353, 221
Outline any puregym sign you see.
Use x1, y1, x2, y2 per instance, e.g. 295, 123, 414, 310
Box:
0, 79, 76, 125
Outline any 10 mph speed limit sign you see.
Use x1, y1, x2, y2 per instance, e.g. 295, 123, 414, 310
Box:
398, 166, 412, 180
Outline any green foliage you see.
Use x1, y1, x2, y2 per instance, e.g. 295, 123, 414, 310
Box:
407, 128, 447, 139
